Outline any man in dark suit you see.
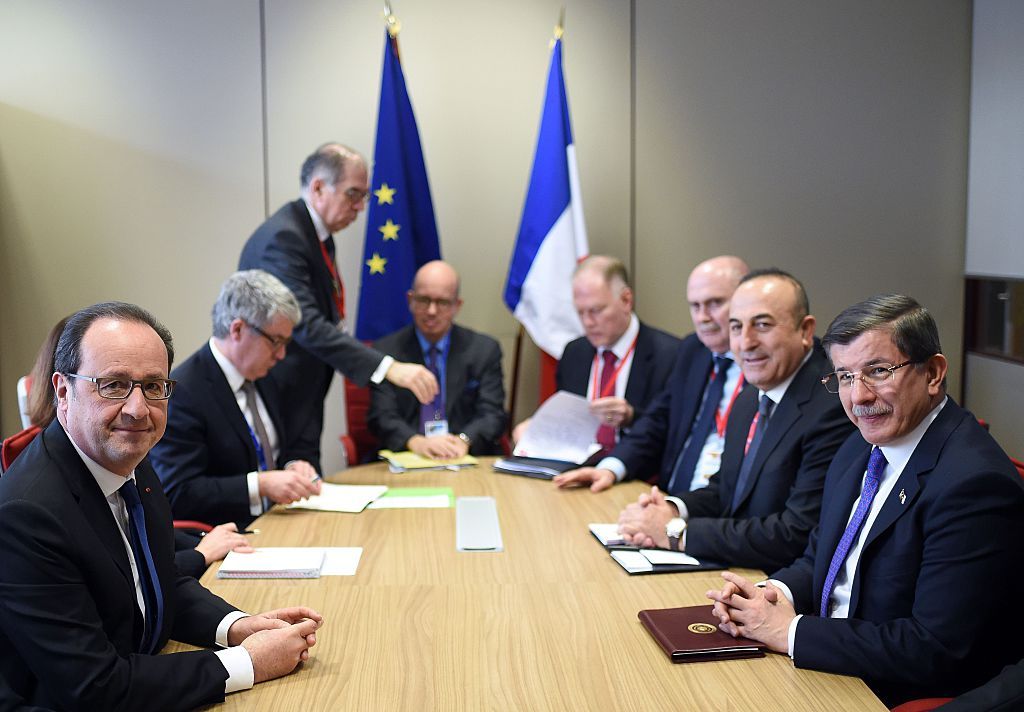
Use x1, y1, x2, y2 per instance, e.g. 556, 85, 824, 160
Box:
708, 294, 1024, 707
514, 255, 679, 450
0, 302, 322, 709
612, 269, 854, 572
239, 143, 438, 465
368, 261, 506, 459
151, 270, 321, 527
554, 255, 748, 492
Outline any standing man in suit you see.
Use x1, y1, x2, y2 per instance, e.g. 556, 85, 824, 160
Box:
611, 269, 854, 572
513, 255, 679, 449
368, 261, 506, 459
151, 270, 321, 527
239, 143, 438, 466
554, 255, 748, 492
708, 294, 1024, 707
0, 302, 323, 709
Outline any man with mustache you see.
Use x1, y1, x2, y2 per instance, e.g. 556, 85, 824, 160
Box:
610, 269, 854, 572
708, 294, 1024, 706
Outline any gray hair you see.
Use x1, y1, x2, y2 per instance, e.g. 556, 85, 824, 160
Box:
211, 270, 301, 338
823, 294, 942, 365
55, 302, 174, 375
574, 255, 632, 296
299, 143, 363, 190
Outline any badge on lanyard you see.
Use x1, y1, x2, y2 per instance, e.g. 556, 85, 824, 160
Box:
425, 419, 449, 438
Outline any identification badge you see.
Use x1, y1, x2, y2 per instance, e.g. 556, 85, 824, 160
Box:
425, 419, 449, 438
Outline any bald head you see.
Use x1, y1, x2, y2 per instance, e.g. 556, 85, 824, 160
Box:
687, 256, 748, 354
408, 260, 462, 343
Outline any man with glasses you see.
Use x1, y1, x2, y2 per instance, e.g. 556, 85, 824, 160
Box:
151, 270, 321, 526
0, 301, 323, 709
239, 143, 439, 468
368, 261, 506, 459
707, 294, 1024, 707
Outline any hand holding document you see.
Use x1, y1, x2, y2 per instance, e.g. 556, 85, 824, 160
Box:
286, 483, 387, 513
512, 391, 602, 462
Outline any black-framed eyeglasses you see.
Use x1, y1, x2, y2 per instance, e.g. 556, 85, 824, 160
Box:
245, 322, 292, 350
65, 373, 176, 400
820, 360, 917, 394
409, 294, 456, 311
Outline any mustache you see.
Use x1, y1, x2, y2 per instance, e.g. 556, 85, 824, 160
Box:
852, 404, 893, 417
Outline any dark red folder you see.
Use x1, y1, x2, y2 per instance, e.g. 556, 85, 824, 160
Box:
638, 605, 767, 663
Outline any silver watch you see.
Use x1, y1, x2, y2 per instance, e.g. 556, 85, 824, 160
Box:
666, 517, 687, 551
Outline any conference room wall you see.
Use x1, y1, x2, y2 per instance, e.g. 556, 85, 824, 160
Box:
633, 0, 971, 401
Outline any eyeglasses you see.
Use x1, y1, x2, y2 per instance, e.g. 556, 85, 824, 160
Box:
343, 187, 369, 203
65, 373, 176, 400
245, 322, 292, 350
409, 295, 456, 311
821, 360, 917, 393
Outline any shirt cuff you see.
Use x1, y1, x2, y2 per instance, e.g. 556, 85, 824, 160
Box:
597, 457, 627, 483
370, 355, 394, 384
247, 472, 262, 516
216, 646, 255, 694
664, 496, 688, 521
787, 614, 803, 659
216, 610, 250, 647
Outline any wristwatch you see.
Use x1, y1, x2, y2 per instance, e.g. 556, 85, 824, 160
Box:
457, 432, 472, 448
666, 517, 687, 551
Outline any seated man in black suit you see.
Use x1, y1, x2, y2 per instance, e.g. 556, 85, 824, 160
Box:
609, 269, 855, 572
513, 255, 680, 452
0, 302, 322, 709
554, 255, 748, 492
151, 270, 321, 527
368, 261, 506, 459
708, 294, 1024, 707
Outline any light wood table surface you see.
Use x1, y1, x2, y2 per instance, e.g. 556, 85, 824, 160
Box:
171, 458, 885, 711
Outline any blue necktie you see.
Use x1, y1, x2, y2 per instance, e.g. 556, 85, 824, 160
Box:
730, 394, 773, 512
666, 355, 731, 494
819, 447, 888, 618
419, 346, 443, 433
119, 480, 165, 654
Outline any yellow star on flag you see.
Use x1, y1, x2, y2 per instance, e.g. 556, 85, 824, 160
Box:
366, 253, 387, 274
379, 219, 401, 241
374, 183, 396, 205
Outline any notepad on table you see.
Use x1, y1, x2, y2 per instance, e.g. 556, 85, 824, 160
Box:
378, 450, 478, 472
217, 547, 326, 579
286, 483, 387, 513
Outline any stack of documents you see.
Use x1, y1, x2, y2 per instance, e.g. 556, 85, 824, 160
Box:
287, 483, 387, 513
495, 392, 601, 479
217, 547, 363, 578
378, 450, 478, 473
588, 523, 725, 574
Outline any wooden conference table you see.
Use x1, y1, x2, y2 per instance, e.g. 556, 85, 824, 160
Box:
171, 458, 884, 711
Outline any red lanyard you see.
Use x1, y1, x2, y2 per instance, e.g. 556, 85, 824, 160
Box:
589, 333, 640, 400
318, 240, 345, 320
713, 372, 745, 438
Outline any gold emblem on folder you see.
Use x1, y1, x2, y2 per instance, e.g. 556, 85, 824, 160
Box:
899, 489, 906, 505
688, 623, 717, 635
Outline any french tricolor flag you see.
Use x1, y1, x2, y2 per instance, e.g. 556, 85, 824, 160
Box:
504, 33, 589, 360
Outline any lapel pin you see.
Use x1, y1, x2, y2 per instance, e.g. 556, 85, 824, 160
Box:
144, 487, 152, 494
898, 488, 906, 505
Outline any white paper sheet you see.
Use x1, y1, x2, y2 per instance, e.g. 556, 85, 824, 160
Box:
286, 483, 388, 513
588, 522, 627, 546
367, 494, 451, 509
512, 391, 601, 462
320, 547, 363, 576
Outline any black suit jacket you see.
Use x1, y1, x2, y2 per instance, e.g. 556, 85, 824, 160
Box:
151, 342, 314, 526
610, 333, 723, 486
238, 199, 386, 460
680, 345, 855, 571
557, 321, 679, 432
773, 400, 1024, 707
368, 324, 506, 455
941, 659, 1024, 712
0, 421, 237, 710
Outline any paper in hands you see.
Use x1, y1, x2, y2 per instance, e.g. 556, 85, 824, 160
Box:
513, 391, 601, 463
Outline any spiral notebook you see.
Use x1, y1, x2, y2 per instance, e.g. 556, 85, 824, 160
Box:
217, 547, 326, 579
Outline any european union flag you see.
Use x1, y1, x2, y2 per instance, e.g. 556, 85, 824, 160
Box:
356, 31, 441, 341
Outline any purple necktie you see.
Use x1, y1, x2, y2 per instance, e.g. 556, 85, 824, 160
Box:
595, 349, 618, 454
819, 447, 888, 618
419, 346, 443, 434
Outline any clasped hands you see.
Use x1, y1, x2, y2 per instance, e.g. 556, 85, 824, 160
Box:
228, 607, 325, 683
705, 572, 794, 653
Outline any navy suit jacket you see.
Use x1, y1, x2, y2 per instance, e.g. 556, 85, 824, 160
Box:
239, 199, 386, 461
680, 345, 855, 571
773, 399, 1024, 706
150, 342, 315, 526
941, 659, 1024, 712
610, 333, 722, 486
0, 421, 237, 710
368, 324, 506, 455
557, 321, 679, 433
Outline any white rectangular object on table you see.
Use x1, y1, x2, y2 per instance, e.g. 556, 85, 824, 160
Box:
286, 483, 388, 513
455, 496, 504, 552
217, 547, 326, 579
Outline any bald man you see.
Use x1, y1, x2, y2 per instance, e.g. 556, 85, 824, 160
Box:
368, 261, 506, 460
556, 256, 749, 493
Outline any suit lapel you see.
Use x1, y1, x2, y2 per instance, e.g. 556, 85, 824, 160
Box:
291, 200, 338, 322
813, 446, 871, 600
445, 326, 466, 416
717, 386, 758, 507
201, 346, 259, 466
623, 325, 648, 406
666, 351, 714, 463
